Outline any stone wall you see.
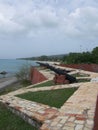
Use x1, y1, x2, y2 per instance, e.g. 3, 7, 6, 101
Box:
60, 64, 98, 72
53, 74, 69, 84
0, 65, 98, 130
5, 103, 41, 129
30, 67, 47, 84
93, 96, 98, 130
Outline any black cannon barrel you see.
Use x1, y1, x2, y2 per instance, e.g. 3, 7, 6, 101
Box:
36, 62, 49, 67
36, 62, 76, 83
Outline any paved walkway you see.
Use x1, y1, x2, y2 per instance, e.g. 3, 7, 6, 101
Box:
41, 82, 98, 130
0, 65, 98, 130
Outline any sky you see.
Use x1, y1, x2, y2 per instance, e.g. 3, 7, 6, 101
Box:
0, 0, 98, 59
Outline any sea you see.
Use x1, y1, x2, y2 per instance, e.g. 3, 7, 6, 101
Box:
0, 59, 38, 78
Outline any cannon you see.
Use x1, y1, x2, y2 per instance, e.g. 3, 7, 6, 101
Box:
36, 62, 50, 68
36, 62, 70, 73
36, 62, 76, 83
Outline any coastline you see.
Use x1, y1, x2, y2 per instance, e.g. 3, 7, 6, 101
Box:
0, 60, 59, 91
0, 76, 18, 90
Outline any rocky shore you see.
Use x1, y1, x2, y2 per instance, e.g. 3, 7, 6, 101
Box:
0, 77, 18, 90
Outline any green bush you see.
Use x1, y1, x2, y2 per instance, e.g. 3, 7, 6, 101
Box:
16, 64, 32, 86
62, 46, 98, 64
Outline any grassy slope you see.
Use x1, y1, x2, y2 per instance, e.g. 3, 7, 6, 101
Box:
17, 88, 78, 108
0, 82, 37, 130
33, 80, 54, 88
0, 103, 37, 130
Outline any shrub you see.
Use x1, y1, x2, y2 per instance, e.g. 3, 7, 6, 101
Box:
16, 64, 32, 86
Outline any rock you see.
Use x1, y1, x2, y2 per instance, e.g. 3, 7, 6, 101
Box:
0, 71, 7, 75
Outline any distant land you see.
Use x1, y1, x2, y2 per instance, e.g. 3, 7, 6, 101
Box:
18, 46, 98, 64
18, 54, 67, 62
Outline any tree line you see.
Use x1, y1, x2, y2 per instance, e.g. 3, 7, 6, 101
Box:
62, 47, 98, 64
19, 46, 98, 64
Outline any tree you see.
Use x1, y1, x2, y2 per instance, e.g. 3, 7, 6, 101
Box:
62, 46, 98, 64
38, 55, 48, 61
16, 64, 31, 86
92, 47, 98, 63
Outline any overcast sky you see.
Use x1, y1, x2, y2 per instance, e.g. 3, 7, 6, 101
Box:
0, 0, 98, 59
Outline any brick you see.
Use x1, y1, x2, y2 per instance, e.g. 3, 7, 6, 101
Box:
84, 127, 91, 130
57, 123, 63, 127
40, 124, 49, 130
63, 126, 74, 130
75, 124, 84, 130
75, 120, 85, 125
64, 122, 75, 127
68, 117, 76, 122
50, 121, 58, 126
53, 74, 69, 84
86, 119, 94, 126
85, 123, 93, 129
30, 67, 47, 84
60, 119, 67, 124
15, 106, 22, 110
76, 115, 86, 121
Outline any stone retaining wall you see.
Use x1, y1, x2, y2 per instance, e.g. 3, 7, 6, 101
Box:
60, 64, 98, 72
30, 67, 47, 84
0, 65, 98, 130
93, 96, 98, 130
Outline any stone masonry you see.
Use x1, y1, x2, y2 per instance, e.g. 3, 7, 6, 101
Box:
0, 64, 98, 130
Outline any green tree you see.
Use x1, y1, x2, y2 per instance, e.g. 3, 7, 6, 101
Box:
92, 47, 98, 63
62, 46, 98, 64
37, 55, 48, 61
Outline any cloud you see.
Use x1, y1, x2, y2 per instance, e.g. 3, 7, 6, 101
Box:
0, 0, 98, 59
17, 6, 59, 29
65, 7, 98, 39
0, 1, 60, 36
0, 0, 98, 41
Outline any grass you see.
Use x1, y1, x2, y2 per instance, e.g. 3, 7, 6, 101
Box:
0, 81, 31, 96
0, 82, 22, 96
17, 87, 78, 108
32, 80, 54, 88
0, 103, 37, 130
77, 78, 90, 82
32, 78, 90, 89
72, 73, 89, 77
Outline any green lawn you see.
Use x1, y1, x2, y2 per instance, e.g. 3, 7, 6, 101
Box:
17, 88, 78, 108
31, 78, 90, 89
32, 80, 54, 88
0, 103, 37, 130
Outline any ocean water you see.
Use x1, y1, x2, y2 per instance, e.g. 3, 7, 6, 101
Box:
0, 59, 38, 78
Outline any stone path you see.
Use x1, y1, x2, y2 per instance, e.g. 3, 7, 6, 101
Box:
0, 65, 98, 130
41, 82, 98, 130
